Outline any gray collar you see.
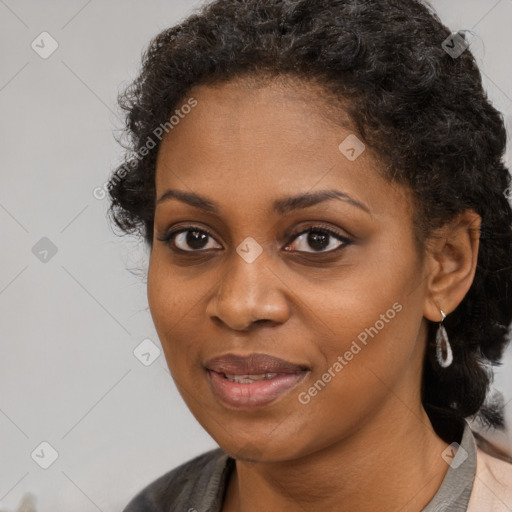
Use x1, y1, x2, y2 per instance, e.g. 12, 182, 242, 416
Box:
422, 419, 477, 512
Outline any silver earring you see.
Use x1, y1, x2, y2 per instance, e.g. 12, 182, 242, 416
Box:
436, 309, 453, 368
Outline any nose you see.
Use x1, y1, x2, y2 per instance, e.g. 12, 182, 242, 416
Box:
205, 248, 291, 331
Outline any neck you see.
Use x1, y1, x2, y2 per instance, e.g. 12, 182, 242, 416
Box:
223, 403, 452, 512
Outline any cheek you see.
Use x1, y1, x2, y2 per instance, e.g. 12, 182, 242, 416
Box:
147, 256, 195, 361
147, 252, 220, 382
295, 257, 423, 413
147, 257, 173, 334
292, 300, 419, 453
308, 297, 411, 387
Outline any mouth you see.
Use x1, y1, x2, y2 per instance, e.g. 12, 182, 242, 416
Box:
204, 353, 310, 408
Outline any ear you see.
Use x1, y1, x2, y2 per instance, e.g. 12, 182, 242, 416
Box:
423, 210, 481, 321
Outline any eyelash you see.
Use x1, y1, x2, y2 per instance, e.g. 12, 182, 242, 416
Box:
157, 224, 352, 255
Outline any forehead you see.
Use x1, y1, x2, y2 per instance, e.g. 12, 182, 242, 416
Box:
154, 78, 411, 219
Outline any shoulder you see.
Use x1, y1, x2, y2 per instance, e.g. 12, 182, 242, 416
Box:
122, 447, 231, 512
467, 446, 512, 512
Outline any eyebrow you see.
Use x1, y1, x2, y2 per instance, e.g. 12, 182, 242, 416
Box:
156, 188, 371, 215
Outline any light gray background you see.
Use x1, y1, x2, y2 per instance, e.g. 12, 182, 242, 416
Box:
1, 1, 511, 510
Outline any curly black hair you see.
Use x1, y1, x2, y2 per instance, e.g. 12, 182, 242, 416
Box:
107, 0, 512, 441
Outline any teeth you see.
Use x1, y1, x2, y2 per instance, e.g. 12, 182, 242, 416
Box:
224, 373, 278, 383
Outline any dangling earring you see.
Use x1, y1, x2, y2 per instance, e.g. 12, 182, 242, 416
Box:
436, 309, 453, 368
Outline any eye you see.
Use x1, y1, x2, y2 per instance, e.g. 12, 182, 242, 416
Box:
285, 226, 351, 253
158, 226, 222, 252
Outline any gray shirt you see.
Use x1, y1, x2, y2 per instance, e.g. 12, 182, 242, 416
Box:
123, 421, 476, 512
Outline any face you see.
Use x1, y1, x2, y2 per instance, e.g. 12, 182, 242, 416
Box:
148, 77, 432, 462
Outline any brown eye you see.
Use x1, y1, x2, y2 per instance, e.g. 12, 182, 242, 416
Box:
159, 227, 222, 252
286, 226, 351, 253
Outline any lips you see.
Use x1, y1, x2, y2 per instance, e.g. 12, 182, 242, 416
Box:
205, 352, 309, 374
204, 353, 310, 408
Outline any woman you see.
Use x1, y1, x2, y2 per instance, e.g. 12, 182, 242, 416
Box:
108, 0, 512, 510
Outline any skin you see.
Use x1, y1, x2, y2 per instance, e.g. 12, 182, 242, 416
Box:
147, 77, 481, 512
